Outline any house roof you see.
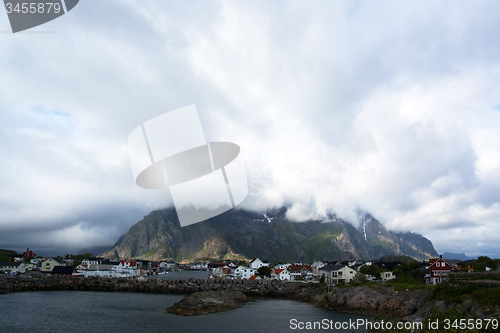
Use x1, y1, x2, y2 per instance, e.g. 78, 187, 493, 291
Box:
429, 258, 452, 270
51, 266, 75, 274
318, 264, 346, 272
457, 260, 476, 265
0, 261, 22, 267
250, 258, 261, 263
44, 257, 67, 265
311, 261, 326, 268
288, 265, 312, 272
248, 275, 259, 280
274, 268, 285, 274
351, 263, 364, 270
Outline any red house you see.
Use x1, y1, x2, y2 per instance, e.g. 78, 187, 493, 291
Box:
288, 265, 313, 280
119, 260, 138, 269
23, 248, 36, 259
425, 256, 453, 285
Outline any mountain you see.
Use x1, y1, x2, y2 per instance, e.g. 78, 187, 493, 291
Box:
441, 252, 470, 260
99, 207, 438, 262
76, 246, 114, 257
357, 212, 438, 262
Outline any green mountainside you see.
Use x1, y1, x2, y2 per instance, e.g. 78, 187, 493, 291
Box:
100, 208, 438, 262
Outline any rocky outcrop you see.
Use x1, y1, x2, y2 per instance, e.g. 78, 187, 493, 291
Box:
99, 207, 438, 261
405, 298, 500, 323
0, 278, 10, 293
323, 286, 431, 317
167, 290, 247, 315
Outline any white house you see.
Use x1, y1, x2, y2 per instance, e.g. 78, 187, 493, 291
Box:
311, 261, 326, 277
74, 264, 116, 277
249, 258, 269, 270
271, 268, 291, 280
0, 262, 26, 274
30, 258, 45, 265
241, 267, 257, 279
380, 271, 395, 281
232, 265, 248, 278
211, 267, 223, 278
23, 262, 36, 271
160, 261, 177, 271
117, 260, 141, 277
81, 257, 101, 266
191, 262, 209, 270
318, 263, 358, 284
40, 258, 68, 272
273, 263, 291, 270
288, 265, 313, 280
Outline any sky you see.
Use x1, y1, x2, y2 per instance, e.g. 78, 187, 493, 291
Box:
1, 0, 500, 258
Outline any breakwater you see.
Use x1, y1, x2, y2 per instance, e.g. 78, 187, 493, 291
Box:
0, 276, 300, 295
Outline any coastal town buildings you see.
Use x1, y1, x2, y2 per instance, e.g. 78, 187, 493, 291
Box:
6, 249, 493, 288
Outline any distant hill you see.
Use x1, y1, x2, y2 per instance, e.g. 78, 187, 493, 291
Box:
441, 252, 470, 260
100, 207, 438, 262
0, 249, 17, 262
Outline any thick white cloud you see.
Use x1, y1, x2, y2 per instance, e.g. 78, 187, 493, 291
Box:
0, 0, 500, 257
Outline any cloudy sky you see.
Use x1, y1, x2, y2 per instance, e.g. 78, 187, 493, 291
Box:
1, 0, 499, 258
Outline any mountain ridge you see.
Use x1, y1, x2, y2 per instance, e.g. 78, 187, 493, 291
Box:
100, 207, 438, 262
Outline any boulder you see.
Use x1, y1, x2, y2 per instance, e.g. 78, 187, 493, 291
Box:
167, 290, 247, 316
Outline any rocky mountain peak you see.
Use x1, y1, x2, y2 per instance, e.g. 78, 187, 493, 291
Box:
100, 207, 438, 262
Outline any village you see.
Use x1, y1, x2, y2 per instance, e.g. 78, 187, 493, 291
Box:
1, 248, 499, 286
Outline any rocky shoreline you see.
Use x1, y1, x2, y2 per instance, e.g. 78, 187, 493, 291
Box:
296, 285, 431, 318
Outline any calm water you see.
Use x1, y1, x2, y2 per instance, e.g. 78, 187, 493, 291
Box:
0, 291, 370, 333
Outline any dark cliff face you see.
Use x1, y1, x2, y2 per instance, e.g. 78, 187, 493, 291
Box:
357, 212, 438, 260
100, 208, 438, 262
